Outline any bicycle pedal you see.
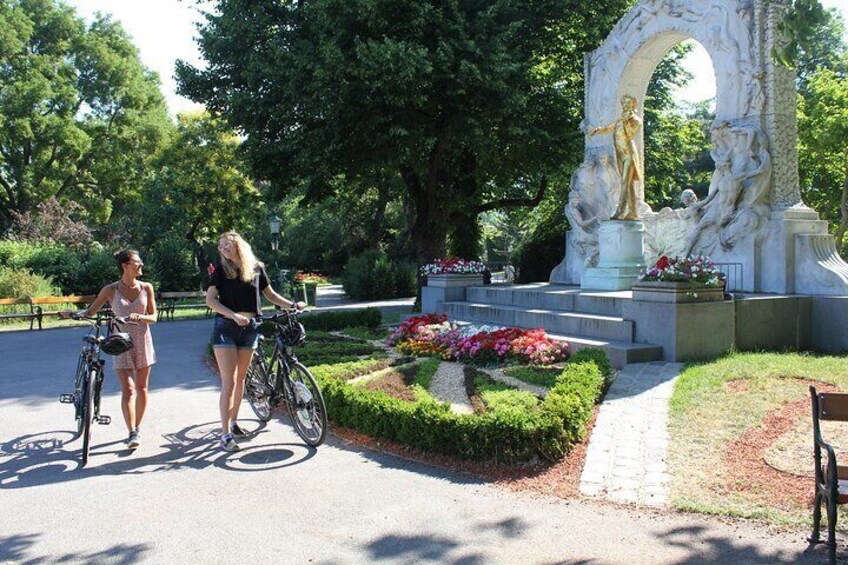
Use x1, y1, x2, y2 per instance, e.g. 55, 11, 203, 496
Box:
97, 415, 112, 425
59, 394, 75, 404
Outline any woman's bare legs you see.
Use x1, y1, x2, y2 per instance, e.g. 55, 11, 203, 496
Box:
134, 366, 151, 428
215, 347, 238, 434
229, 349, 255, 424
116, 369, 137, 433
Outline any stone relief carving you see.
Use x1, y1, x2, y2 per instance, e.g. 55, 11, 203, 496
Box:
564, 191, 600, 267
684, 125, 771, 256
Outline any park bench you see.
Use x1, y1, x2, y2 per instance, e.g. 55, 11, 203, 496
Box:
0, 295, 96, 330
157, 290, 210, 321
809, 386, 848, 565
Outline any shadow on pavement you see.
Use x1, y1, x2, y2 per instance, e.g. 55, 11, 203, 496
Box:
0, 532, 152, 564
321, 432, 486, 487
0, 420, 316, 489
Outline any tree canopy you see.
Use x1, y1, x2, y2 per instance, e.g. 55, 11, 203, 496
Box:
177, 0, 632, 265
0, 0, 171, 227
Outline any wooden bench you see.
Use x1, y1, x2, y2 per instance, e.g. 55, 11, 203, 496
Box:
0, 298, 38, 329
810, 386, 848, 565
0, 295, 95, 330
157, 290, 210, 321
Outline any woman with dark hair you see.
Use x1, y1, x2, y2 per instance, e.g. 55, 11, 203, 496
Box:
63, 249, 157, 449
206, 231, 304, 452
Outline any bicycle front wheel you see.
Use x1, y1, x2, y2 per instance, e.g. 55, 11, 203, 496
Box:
73, 356, 87, 436
285, 363, 327, 447
245, 355, 274, 422
80, 368, 96, 466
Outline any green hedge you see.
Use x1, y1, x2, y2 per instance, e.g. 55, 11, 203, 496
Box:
301, 307, 381, 331
315, 348, 613, 464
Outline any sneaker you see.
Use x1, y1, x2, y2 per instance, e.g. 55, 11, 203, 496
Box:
230, 421, 248, 439
220, 433, 240, 452
126, 430, 140, 449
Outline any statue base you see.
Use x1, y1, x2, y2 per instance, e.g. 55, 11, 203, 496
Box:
581, 220, 645, 291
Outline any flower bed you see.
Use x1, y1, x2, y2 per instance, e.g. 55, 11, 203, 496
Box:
421, 258, 486, 276
295, 270, 331, 285
386, 314, 569, 366
639, 255, 725, 286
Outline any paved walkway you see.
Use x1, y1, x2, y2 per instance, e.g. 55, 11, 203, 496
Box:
579, 362, 682, 507
0, 322, 830, 563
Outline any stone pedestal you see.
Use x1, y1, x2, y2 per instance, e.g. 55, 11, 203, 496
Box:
581, 221, 645, 290
422, 274, 484, 314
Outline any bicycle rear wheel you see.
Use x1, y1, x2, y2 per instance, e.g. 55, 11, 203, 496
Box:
285, 363, 327, 447
80, 368, 96, 466
245, 355, 274, 422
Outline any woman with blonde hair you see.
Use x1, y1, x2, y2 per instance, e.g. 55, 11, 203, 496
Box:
206, 231, 305, 452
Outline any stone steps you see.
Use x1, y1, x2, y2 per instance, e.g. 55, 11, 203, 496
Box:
466, 285, 628, 316
440, 283, 663, 369
442, 301, 634, 342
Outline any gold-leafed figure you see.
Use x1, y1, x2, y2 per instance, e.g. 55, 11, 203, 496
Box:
589, 94, 643, 220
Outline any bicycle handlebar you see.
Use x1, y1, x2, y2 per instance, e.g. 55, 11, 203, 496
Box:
69, 312, 134, 326
255, 307, 302, 323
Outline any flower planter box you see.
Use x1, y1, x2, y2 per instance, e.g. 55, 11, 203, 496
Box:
632, 281, 724, 303
426, 274, 485, 288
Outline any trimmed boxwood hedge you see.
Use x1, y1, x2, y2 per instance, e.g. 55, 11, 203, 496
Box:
314, 347, 613, 464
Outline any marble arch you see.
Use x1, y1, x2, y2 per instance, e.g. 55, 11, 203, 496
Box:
550, 0, 848, 295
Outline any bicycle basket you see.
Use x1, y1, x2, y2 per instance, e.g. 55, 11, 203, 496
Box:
101, 332, 134, 355
280, 320, 306, 346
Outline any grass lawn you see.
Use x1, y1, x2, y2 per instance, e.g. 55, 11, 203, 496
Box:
668, 351, 848, 526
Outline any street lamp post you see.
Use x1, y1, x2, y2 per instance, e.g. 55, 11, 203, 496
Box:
268, 212, 286, 295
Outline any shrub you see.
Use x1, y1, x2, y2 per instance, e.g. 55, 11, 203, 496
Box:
72, 249, 118, 294
569, 348, 612, 381
543, 361, 608, 444
342, 250, 416, 300
301, 308, 382, 331
0, 267, 59, 298
148, 236, 201, 291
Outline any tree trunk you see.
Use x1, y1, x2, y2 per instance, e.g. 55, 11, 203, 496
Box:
448, 211, 482, 259
836, 169, 848, 257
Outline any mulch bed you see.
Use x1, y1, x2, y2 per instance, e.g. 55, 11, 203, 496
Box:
721, 379, 837, 512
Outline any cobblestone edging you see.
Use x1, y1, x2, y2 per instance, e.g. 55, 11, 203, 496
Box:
579, 362, 682, 507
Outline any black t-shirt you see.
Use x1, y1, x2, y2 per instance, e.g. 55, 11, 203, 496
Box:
209, 261, 270, 316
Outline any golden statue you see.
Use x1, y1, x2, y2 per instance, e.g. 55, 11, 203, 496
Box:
589, 94, 643, 220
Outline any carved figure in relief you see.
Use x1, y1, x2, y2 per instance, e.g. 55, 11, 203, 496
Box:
589, 94, 643, 220
685, 126, 772, 256
565, 191, 600, 266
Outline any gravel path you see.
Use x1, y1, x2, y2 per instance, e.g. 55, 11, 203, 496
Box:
428, 361, 474, 414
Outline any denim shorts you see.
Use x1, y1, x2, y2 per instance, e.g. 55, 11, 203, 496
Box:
211, 316, 259, 350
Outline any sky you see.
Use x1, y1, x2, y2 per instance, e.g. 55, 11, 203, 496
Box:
66, 0, 848, 117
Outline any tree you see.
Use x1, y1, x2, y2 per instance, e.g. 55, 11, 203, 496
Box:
177, 0, 632, 268
0, 0, 171, 226
798, 65, 848, 252
138, 113, 261, 279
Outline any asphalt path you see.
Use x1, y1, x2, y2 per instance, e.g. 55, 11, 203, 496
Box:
0, 317, 833, 564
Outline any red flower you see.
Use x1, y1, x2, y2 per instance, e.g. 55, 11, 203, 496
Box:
655, 255, 670, 270
207, 263, 216, 276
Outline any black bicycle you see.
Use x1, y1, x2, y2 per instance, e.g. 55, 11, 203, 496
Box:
59, 311, 133, 466
244, 309, 327, 446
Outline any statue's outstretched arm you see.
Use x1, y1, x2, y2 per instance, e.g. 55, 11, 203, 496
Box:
590, 123, 616, 136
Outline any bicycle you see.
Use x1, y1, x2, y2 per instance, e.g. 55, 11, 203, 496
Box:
244, 309, 327, 447
58, 311, 133, 466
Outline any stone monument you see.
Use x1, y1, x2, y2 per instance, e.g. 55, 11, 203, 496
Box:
549, 0, 848, 296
